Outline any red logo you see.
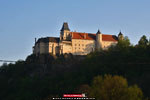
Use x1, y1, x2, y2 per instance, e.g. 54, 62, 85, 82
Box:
63, 94, 86, 97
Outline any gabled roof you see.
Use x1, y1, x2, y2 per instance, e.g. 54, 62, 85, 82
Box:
71, 32, 118, 41
36, 37, 60, 44
102, 34, 118, 41
71, 32, 96, 40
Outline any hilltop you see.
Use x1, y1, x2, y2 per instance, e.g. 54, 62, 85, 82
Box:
0, 35, 150, 100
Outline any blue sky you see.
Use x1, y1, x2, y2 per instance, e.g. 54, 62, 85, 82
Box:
0, 0, 150, 64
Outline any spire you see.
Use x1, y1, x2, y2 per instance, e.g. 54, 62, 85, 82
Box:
118, 31, 123, 35
96, 29, 101, 34
118, 30, 124, 40
61, 22, 70, 31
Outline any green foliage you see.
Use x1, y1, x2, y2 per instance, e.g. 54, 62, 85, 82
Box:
0, 36, 150, 100
128, 85, 144, 100
89, 75, 144, 100
108, 36, 131, 54
138, 35, 148, 47
148, 37, 150, 46
118, 36, 131, 48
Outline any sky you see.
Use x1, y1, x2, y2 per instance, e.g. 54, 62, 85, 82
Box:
0, 0, 150, 65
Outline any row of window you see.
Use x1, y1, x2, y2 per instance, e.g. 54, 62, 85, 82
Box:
74, 47, 95, 51
74, 52, 86, 55
74, 49, 94, 54
74, 40, 94, 43
74, 44, 85, 46
74, 44, 95, 47
74, 47, 83, 50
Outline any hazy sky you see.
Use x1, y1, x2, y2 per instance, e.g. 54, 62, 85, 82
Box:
0, 0, 150, 65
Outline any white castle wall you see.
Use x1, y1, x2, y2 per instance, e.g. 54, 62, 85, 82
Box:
72, 39, 95, 55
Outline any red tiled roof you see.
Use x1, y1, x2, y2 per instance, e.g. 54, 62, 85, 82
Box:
102, 34, 118, 42
71, 32, 96, 40
71, 32, 118, 41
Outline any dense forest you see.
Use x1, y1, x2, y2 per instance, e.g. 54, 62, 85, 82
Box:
0, 35, 150, 100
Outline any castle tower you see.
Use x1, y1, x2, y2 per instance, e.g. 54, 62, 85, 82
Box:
60, 22, 70, 41
118, 31, 124, 41
96, 29, 102, 51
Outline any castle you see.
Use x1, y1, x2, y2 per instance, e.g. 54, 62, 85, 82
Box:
33, 22, 123, 55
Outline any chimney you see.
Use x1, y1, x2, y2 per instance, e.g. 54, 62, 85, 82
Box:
84, 33, 86, 39
35, 38, 37, 44
72, 33, 73, 38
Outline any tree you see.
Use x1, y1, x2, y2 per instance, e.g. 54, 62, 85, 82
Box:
108, 36, 131, 52
117, 36, 131, 48
138, 35, 148, 47
148, 37, 150, 46
89, 75, 145, 100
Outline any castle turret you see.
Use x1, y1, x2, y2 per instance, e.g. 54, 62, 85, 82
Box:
118, 31, 124, 41
60, 22, 70, 41
96, 29, 102, 51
